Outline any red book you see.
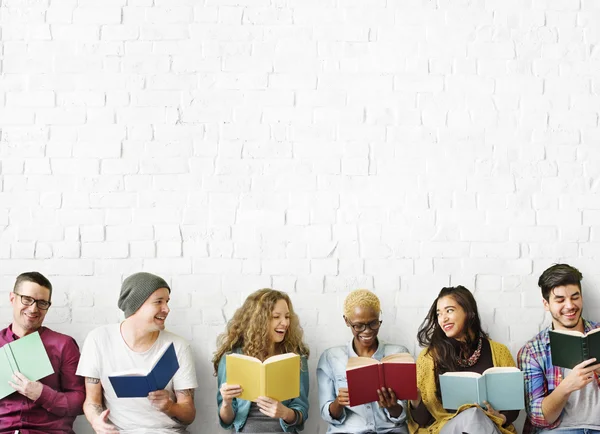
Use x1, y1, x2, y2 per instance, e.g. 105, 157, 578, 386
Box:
346, 353, 417, 406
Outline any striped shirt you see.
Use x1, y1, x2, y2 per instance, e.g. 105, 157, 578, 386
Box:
517, 318, 600, 434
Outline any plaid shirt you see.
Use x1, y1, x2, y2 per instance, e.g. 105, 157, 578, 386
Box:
517, 318, 600, 434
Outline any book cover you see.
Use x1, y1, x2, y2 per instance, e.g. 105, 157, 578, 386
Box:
439, 367, 524, 411
549, 328, 600, 369
108, 342, 179, 398
226, 352, 300, 402
346, 353, 417, 407
0, 331, 54, 400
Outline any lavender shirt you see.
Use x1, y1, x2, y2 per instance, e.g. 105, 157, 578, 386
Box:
0, 325, 85, 434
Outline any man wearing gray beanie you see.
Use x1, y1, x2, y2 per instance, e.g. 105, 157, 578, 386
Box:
77, 272, 198, 432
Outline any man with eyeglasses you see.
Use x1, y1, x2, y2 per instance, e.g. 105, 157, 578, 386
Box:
0, 271, 85, 433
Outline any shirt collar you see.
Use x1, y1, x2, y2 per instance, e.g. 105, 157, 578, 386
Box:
347, 338, 385, 360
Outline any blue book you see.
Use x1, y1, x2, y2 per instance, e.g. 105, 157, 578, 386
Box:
439, 367, 524, 411
108, 342, 179, 398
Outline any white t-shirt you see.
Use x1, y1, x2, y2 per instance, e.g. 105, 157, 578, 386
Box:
76, 324, 198, 433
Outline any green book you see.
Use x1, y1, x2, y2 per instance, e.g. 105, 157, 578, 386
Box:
549, 328, 600, 369
0, 331, 54, 399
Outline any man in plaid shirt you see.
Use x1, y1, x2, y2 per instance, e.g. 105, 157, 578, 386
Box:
518, 264, 600, 434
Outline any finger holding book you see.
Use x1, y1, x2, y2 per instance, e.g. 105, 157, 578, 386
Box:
220, 382, 243, 405
482, 400, 507, 426
559, 358, 600, 393
335, 386, 350, 407
255, 396, 297, 423
377, 387, 403, 418
147, 389, 173, 413
9, 371, 43, 401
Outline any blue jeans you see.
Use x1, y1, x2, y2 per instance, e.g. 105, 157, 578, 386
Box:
539, 430, 600, 434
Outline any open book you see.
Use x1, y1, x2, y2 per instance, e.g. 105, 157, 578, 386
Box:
226, 353, 300, 402
439, 367, 524, 411
549, 328, 600, 369
108, 342, 179, 398
0, 331, 54, 400
346, 353, 417, 406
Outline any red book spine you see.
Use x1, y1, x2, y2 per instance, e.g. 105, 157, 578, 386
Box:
378, 363, 385, 389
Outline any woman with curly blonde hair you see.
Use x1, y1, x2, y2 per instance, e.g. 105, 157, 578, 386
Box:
213, 288, 310, 433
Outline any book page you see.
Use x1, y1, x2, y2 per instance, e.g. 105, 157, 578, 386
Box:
381, 353, 415, 363
227, 353, 262, 364
551, 329, 585, 337
264, 352, 298, 364
483, 366, 520, 375
441, 371, 482, 378
347, 356, 379, 370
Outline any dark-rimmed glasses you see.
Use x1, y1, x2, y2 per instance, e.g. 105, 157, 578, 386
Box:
13, 292, 51, 310
345, 318, 382, 332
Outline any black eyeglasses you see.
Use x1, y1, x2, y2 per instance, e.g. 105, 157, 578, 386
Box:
14, 292, 51, 310
345, 318, 382, 332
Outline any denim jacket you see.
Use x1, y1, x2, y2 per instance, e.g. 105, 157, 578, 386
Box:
216, 348, 309, 432
317, 339, 410, 434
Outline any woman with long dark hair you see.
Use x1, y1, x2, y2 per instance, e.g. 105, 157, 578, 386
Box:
407, 286, 519, 434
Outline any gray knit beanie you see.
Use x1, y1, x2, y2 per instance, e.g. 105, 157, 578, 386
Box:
118, 272, 171, 318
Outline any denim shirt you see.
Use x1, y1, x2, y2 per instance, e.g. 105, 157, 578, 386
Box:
216, 348, 310, 432
317, 339, 410, 434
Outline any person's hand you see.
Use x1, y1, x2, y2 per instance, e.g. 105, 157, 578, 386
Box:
91, 409, 120, 433
220, 383, 242, 407
255, 396, 292, 420
377, 387, 399, 408
560, 358, 600, 394
336, 386, 350, 406
377, 387, 403, 417
148, 389, 173, 413
410, 388, 422, 409
483, 401, 507, 425
9, 372, 43, 401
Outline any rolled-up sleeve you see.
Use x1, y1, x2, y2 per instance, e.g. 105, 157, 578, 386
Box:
517, 344, 560, 430
317, 351, 346, 425
281, 356, 310, 431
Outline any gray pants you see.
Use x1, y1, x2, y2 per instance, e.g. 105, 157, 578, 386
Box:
439, 407, 502, 434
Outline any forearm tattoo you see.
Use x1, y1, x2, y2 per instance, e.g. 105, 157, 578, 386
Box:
86, 377, 100, 384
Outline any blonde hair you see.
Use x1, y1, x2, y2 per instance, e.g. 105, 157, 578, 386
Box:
212, 288, 310, 374
343, 289, 381, 317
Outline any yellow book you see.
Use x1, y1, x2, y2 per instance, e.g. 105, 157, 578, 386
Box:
226, 353, 300, 402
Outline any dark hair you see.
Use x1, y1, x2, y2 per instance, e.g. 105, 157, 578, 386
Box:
538, 264, 583, 301
416, 286, 488, 398
14, 272, 53, 300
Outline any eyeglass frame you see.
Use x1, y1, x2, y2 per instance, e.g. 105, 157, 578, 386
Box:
13, 292, 52, 310
344, 316, 382, 332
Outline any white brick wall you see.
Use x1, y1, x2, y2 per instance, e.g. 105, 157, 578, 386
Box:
1, 0, 599, 432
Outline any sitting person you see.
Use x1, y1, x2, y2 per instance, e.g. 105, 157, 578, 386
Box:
213, 288, 310, 432
0, 271, 85, 433
76, 272, 198, 433
518, 263, 600, 434
408, 286, 519, 434
317, 289, 410, 433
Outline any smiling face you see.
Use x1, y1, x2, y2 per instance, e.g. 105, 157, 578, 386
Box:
131, 287, 170, 332
269, 298, 290, 344
10, 281, 51, 337
346, 305, 380, 352
543, 284, 584, 332
436, 295, 468, 341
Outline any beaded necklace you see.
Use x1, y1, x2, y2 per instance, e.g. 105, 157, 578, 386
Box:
456, 335, 483, 368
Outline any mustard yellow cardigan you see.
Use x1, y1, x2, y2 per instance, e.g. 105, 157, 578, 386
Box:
407, 339, 518, 434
